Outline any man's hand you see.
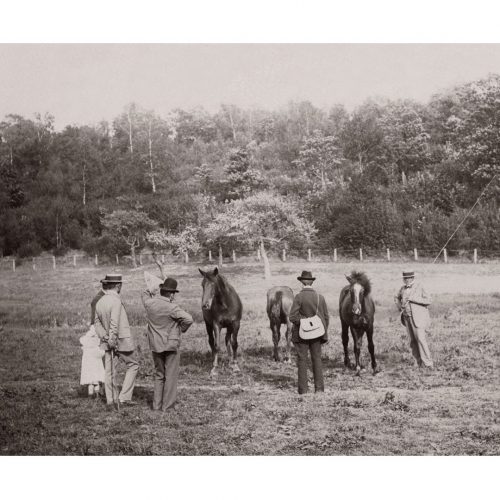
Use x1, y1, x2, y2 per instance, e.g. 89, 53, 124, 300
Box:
107, 336, 118, 350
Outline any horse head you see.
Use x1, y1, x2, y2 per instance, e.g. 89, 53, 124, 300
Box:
199, 267, 220, 311
345, 273, 366, 318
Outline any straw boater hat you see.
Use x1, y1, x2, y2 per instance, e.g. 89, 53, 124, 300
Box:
297, 270, 316, 282
100, 273, 123, 284
160, 277, 179, 293
402, 270, 415, 279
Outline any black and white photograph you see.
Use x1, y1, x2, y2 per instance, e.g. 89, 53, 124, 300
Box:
0, 3, 498, 492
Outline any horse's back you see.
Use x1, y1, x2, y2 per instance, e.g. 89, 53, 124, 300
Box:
267, 286, 294, 321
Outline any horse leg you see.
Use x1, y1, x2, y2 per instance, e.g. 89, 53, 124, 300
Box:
230, 321, 240, 372
352, 328, 363, 376
210, 323, 221, 378
341, 320, 352, 369
367, 326, 379, 375
205, 320, 215, 354
284, 319, 292, 364
271, 320, 281, 362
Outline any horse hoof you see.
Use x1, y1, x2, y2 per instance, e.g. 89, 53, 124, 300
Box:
355, 370, 361, 377
373, 367, 381, 375
232, 364, 241, 373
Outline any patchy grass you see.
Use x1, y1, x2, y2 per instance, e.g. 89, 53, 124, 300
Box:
0, 261, 499, 455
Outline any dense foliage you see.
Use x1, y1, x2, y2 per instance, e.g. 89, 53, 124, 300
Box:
1, 75, 499, 258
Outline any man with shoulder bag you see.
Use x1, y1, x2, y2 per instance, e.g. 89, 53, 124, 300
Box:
289, 271, 329, 394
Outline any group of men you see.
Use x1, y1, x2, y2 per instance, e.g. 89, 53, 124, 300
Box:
91, 273, 193, 411
90, 269, 433, 405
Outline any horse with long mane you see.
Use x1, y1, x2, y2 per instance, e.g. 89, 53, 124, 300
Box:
339, 270, 379, 376
266, 286, 294, 362
199, 267, 243, 377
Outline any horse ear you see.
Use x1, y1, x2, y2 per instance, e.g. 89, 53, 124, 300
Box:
345, 274, 353, 284
199, 268, 206, 277
213, 267, 219, 276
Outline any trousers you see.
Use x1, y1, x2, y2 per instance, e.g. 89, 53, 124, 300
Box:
405, 316, 433, 368
104, 350, 139, 404
293, 339, 324, 394
152, 350, 180, 410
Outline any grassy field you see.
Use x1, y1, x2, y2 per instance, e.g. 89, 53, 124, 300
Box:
0, 259, 499, 455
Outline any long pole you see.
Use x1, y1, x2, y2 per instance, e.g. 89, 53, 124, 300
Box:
433, 174, 497, 263
110, 349, 119, 411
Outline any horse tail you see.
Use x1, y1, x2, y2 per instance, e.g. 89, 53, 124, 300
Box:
271, 291, 283, 321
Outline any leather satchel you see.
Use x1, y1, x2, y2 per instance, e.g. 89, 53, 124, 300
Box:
299, 292, 325, 340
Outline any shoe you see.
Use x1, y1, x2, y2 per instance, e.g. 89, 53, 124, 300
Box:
119, 400, 139, 407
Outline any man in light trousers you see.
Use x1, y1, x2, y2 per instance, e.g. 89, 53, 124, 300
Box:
94, 274, 139, 407
142, 277, 193, 411
395, 270, 434, 369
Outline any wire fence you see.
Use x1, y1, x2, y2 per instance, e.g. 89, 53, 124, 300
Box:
1, 246, 499, 272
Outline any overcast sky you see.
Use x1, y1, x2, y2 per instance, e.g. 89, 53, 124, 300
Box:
1, 44, 500, 129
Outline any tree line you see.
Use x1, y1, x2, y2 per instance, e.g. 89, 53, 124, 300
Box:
1, 74, 499, 265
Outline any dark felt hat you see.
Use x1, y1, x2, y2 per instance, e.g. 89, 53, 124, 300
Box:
297, 270, 316, 282
160, 277, 179, 293
100, 273, 123, 284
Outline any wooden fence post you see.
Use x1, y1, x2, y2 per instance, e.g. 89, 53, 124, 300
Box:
185, 251, 189, 264
473, 248, 478, 264
138, 254, 142, 266
208, 250, 212, 262
53, 255, 56, 270
414, 248, 418, 261
333, 248, 337, 263
232, 250, 236, 262
95, 254, 98, 266
116, 254, 119, 265
12, 258, 15, 272
73, 255, 76, 267
307, 249, 312, 262
32, 257, 36, 270
443, 248, 448, 264
359, 248, 363, 261
257, 248, 261, 261
219, 246, 223, 268
282, 249, 286, 262
386, 248, 391, 262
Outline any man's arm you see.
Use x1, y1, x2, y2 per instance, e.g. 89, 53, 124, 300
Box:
171, 306, 194, 333
107, 298, 121, 346
320, 295, 329, 330
289, 295, 301, 325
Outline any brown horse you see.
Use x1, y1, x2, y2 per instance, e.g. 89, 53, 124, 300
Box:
199, 267, 243, 377
266, 286, 294, 362
339, 271, 379, 376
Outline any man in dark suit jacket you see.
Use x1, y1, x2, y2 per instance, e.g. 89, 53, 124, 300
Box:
289, 270, 329, 394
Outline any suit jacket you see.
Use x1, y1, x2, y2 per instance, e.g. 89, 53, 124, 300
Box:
289, 287, 329, 343
396, 282, 431, 329
94, 290, 135, 352
141, 290, 194, 353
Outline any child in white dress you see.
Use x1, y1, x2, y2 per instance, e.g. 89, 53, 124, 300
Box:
79, 325, 105, 397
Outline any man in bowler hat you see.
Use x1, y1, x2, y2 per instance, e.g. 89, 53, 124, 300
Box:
289, 270, 329, 394
94, 274, 139, 407
142, 277, 194, 411
395, 270, 434, 369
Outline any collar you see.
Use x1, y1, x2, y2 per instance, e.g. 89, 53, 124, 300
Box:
404, 283, 414, 289
104, 289, 120, 297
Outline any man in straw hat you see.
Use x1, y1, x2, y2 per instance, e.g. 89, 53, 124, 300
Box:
142, 277, 193, 411
94, 274, 139, 407
289, 270, 329, 394
395, 270, 434, 369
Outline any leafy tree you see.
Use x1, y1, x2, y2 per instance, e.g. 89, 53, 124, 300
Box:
101, 210, 157, 267
204, 191, 316, 279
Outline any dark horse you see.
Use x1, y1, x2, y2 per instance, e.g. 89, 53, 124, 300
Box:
199, 267, 243, 377
266, 286, 294, 363
339, 271, 379, 376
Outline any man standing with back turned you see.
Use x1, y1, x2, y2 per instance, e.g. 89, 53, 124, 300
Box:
94, 273, 139, 407
142, 277, 193, 411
